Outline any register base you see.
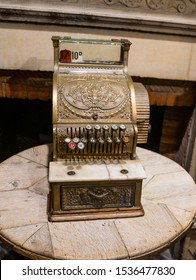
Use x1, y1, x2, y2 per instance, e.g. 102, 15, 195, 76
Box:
48, 158, 146, 221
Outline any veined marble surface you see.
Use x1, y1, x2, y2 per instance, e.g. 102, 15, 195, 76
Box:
49, 159, 146, 182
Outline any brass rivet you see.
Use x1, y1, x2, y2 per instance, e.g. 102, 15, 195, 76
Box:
120, 169, 128, 174
67, 171, 76, 176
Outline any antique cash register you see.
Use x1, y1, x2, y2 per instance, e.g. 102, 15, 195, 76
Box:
48, 36, 149, 221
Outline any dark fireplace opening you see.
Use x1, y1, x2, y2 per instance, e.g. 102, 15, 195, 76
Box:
138, 105, 165, 153
0, 98, 52, 162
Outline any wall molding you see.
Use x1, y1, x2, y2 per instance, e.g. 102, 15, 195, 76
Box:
103, 0, 196, 15
0, 1, 196, 37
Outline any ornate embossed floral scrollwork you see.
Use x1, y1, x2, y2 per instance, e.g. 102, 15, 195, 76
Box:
61, 184, 134, 210
146, 0, 167, 10
176, 1, 186, 13
104, 0, 117, 5
59, 74, 130, 119
120, 0, 143, 7
168, 0, 187, 14
104, 0, 196, 14
104, 0, 143, 7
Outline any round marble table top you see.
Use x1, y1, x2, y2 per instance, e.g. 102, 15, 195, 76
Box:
0, 144, 195, 259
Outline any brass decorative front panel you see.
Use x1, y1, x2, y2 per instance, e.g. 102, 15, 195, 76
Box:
58, 74, 131, 122
61, 183, 136, 210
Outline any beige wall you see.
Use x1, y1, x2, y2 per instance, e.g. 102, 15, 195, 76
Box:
0, 22, 196, 80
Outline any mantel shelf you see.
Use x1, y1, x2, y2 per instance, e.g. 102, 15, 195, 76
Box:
0, 1, 196, 37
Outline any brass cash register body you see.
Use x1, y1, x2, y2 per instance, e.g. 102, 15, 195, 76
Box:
48, 37, 149, 221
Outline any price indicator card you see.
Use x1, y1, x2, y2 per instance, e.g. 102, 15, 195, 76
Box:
59, 39, 122, 65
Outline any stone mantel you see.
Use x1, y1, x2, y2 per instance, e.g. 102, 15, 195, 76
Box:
0, 0, 196, 37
